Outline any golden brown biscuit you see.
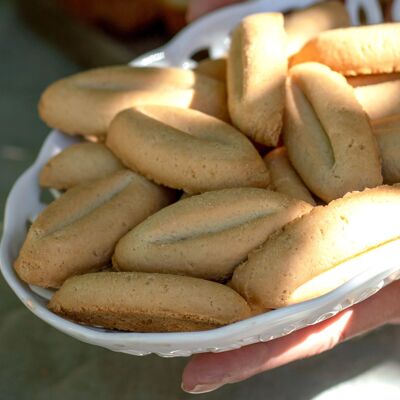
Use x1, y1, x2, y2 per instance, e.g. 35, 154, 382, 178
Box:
48, 272, 251, 332
106, 105, 270, 193
231, 185, 400, 311
291, 23, 400, 76
264, 147, 316, 205
373, 123, 400, 184
39, 66, 229, 137
15, 170, 175, 288
113, 188, 312, 280
195, 58, 226, 82
227, 13, 287, 146
283, 62, 382, 202
285, 1, 350, 57
39, 142, 124, 190
347, 73, 400, 121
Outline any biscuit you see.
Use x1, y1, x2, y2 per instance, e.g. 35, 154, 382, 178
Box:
227, 13, 287, 146
195, 58, 226, 82
283, 62, 382, 202
14, 170, 175, 288
106, 105, 270, 193
39, 142, 124, 190
285, 1, 350, 57
264, 147, 316, 205
348, 73, 400, 121
39, 66, 229, 137
291, 23, 400, 75
373, 122, 400, 184
48, 272, 251, 332
231, 185, 400, 310
113, 188, 312, 280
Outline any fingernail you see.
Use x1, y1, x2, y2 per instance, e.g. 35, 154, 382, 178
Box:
181, 381, 224, 394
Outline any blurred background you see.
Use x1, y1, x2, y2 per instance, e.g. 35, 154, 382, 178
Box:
1, 0, 400, 399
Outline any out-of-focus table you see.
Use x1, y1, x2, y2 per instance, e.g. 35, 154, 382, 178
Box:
1, 1, 400, 399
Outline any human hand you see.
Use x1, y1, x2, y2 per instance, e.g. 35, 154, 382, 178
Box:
187, 0, 245, 22
181, 279, 400, 393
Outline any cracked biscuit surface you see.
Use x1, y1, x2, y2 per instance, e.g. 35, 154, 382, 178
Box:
15, 170, 175, 288
113, 188, 313, 280
283, 62, 382, 202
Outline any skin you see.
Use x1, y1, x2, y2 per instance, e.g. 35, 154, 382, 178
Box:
181, 280, 400, 393
182, 0, 400, 394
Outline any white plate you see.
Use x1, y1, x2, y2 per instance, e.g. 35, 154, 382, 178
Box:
1, 0, 400, 357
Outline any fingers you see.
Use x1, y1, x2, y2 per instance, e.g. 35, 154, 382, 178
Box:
181, 311, 352, 393
186, 0, 244, 22
182, 280, 400, 393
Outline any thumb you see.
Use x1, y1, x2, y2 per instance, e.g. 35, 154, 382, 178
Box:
182, 280, 400, 394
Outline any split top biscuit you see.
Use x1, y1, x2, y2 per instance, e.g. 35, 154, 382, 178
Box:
39, 66, 229, 137
113, 188, 313, 280
106, 105, 270, 193
14, 170, 175, 288
284, 62, 382, 202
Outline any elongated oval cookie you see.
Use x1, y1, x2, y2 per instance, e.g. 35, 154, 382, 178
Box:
291, 23, 400, 75
264, 147, 316, 205
14, 170, 175, 288
48, 272, 251, 332
39, 66, 228, 137
231, 185, 400, 310
283, 62, 382, 202
113, 188, 312, 280
227, 13, 287, 146
106, 105, 270, 193
40, 142, 124, 190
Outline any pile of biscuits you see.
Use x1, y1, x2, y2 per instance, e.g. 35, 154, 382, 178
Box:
14, 1, 400, 332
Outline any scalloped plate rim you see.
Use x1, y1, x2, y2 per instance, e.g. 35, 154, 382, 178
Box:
1, 0, 399, 356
